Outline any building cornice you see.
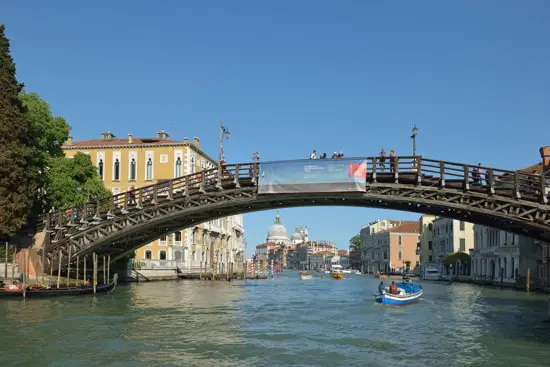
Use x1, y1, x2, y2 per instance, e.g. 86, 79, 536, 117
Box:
63, 141, 218, 165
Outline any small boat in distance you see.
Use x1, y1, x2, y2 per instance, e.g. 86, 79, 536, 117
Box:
354, 270, 361, 275
375, 272, 388, 279
375, 281, 423, 306
299, 271, 313, 280
330, 264, 344, 280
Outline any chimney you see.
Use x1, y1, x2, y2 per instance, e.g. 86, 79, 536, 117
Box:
128, 134, 133, 144
540, 146, 550, 169
66, 136, 73, 145
183, 137, 189, 144
156, 130, 169, 140
101, 131, 116, 141
193, 137, 200, 148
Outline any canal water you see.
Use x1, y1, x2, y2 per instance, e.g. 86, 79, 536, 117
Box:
1, 271, 549, 367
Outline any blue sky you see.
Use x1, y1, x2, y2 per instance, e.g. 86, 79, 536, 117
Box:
3, 1, 549, 255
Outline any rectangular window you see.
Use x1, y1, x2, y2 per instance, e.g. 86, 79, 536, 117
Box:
429, 255, 433, 262
175, 232, 182, 242
428, 241, 432, 250
398, 251, 402, 260
460, 221, 465, 231
459, 238, 466, 252
398, 235, 402, 245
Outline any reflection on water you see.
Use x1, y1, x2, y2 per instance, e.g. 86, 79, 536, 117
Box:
0, 273, 549, 367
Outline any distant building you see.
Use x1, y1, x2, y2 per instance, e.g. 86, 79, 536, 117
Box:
363, 221, 420, 273
265, 213, 290, 245
360, 219, 403, 272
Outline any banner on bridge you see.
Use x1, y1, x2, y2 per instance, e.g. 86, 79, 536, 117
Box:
258, 158, 367, 194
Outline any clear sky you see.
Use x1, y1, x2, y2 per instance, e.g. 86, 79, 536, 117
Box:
3, 1, 549, 255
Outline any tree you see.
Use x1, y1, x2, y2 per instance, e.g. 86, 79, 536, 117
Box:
45, 153, 111, 210
349, 234, 361, 252
19, 91, 70, 214
0, 25, 38, 237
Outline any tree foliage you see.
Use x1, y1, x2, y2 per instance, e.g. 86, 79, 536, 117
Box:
20, 91, 71, 214
45, 153, 111, 210
443, 252, 471, 266
349, 234, 361, 252
0, 25, 38, 237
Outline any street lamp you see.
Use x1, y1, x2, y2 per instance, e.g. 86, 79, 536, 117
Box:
411, 124, 419, 158
217, 121, 231, 189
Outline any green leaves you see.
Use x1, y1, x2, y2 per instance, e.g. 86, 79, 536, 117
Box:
45, 153, 110, 210
349, 234, 361, 252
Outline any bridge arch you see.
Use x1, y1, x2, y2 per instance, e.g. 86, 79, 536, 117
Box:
38, 156, 550, 269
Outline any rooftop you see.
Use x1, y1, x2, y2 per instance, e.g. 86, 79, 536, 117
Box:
377, 221, 420, 234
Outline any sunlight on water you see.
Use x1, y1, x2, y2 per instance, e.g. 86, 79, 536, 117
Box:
0, 272, 549, 367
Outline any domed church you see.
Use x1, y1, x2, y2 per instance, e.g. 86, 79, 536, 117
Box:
266, 213, 290, 245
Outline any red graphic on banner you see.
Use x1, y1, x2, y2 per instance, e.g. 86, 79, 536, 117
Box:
348, 162, 367, 179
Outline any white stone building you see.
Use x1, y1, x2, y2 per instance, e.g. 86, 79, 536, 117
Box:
470, 225, 519, 283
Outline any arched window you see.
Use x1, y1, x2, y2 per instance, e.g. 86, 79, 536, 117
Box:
192, 229, 196, 243
114, 158, 120, 180
159, 250, 167, 260
130, 158, 136, 180
175, 157, 182, 177
146, 158, 153, 180
191, 156, 195, 173
98, 159, 104, 178
145, 250, 152, 259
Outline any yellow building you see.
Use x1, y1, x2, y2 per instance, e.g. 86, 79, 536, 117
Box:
62, 130, 245, 273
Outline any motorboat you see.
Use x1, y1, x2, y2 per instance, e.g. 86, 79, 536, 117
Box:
422, 267, 441, 281
342, 269, 352, 274
354, 270, 361, 275
299, 271, 312, 280
375, 281, 423, 306
330, 264, 344, 280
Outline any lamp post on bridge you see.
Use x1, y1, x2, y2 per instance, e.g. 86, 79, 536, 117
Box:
411, 124, 419, 157
218, 122, 231, 189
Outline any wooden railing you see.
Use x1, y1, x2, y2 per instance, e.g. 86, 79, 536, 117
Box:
37, 156, 549, 232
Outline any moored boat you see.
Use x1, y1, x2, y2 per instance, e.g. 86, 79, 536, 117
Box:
375, 281, 423, 306
299, 271, 312, 280
0, 274, 118, 298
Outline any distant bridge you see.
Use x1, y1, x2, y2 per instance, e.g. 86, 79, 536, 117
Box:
36, 156, 549, 271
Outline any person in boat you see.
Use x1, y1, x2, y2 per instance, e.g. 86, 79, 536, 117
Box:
84, 279, 91, 287
378, 281, 385, 294
389, 281, 398, 294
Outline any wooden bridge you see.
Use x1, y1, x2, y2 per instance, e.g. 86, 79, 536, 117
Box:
36, 156, 550, 271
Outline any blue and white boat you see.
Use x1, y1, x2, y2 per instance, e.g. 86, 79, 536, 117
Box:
375, 282, 423, 306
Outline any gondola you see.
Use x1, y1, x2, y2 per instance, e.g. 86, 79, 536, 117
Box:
0, 274, 117, 298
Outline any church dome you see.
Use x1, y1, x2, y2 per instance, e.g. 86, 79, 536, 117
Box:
291, 227, 304, 242
267, 214, 290, 244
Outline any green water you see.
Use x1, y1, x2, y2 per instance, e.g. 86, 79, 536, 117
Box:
0, 271, 549, 367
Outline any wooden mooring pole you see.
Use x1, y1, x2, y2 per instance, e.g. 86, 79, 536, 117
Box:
66, 245, 72, 287
76, 256, 79, 287
83, 255, 87, 285
93, 252, 97, 294
107, 255, 110, 282
56, 248, 62, 288
526, 268, 531, 292
41, 247, 45, 285
4, 241, 8, 280
103, 255, 106, 285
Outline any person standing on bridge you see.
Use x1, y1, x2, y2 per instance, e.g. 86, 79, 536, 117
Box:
379, 149, 386, 171
389, 149, 396, 173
